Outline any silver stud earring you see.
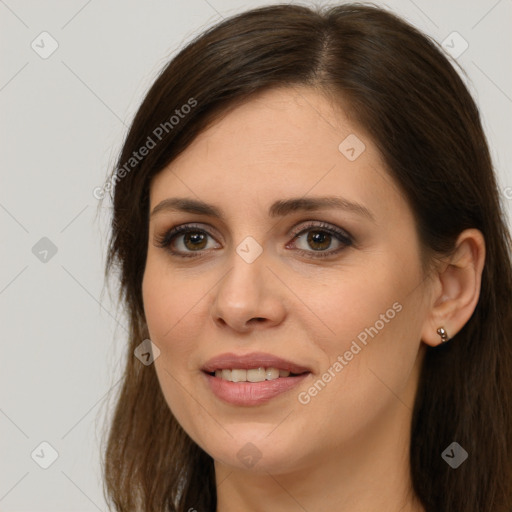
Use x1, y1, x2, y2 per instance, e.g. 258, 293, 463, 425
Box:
437, 327, 449, 343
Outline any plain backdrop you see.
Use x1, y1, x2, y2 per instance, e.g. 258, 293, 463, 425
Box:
1, 0, 511, 510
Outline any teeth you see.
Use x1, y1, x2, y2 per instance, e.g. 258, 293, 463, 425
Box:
266, 367, 279, 380
231, 369, 246, 382
213, 367, 294, 382
247, 367, 266, 382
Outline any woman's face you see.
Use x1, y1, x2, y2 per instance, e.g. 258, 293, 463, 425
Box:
142, 86, 433, 474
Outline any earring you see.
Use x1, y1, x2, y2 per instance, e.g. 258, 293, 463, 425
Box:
436, 327, 449, 343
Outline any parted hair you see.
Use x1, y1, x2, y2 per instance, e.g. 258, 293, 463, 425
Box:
100, 3, 512, 511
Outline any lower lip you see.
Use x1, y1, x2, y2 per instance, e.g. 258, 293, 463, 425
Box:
202, 371, 310, 406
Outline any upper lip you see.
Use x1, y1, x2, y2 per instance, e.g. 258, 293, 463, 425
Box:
201, 352, 311, 374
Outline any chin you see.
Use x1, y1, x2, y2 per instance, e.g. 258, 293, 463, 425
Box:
204, 433, 308, 474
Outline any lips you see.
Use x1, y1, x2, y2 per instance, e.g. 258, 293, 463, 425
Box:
201, 352, 312, 406
201, 352, 312, 375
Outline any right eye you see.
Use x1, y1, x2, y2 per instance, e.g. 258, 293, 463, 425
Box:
154, 224, 221, 258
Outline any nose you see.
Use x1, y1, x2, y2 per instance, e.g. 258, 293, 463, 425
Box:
210, 249, 286, 333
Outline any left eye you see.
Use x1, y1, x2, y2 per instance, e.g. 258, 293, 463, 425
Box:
287, 223, 353, 258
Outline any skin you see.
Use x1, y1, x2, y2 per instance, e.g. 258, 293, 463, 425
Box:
142, 86, 485, 511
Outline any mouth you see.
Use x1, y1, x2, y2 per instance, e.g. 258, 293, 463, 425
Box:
204, 367, 310, 382
201, 351, 311, 378
200, 352, 312, 406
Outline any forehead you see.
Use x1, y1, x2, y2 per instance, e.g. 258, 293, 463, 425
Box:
149, 86, 402, 222
175, 86, 360, 171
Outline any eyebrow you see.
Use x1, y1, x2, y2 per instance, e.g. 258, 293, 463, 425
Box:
150, 196, 375, 221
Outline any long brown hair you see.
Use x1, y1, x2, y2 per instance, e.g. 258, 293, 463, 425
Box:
99, 3, 512, 511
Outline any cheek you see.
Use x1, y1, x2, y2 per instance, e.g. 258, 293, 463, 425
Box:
142, 262, 209, 441
143, 261, 201, 358
305, 255, 426, 422
142, 252, 219, 386
311, 261, 410, 353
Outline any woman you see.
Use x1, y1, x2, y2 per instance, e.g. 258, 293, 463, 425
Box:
100, 3, 512, 511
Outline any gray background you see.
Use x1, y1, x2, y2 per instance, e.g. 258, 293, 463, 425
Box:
1, 0, 511, 510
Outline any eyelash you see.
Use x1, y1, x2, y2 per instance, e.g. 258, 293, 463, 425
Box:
154, 221, 354, 260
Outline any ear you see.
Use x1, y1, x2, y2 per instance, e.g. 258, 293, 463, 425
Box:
421, 229, 486, 347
